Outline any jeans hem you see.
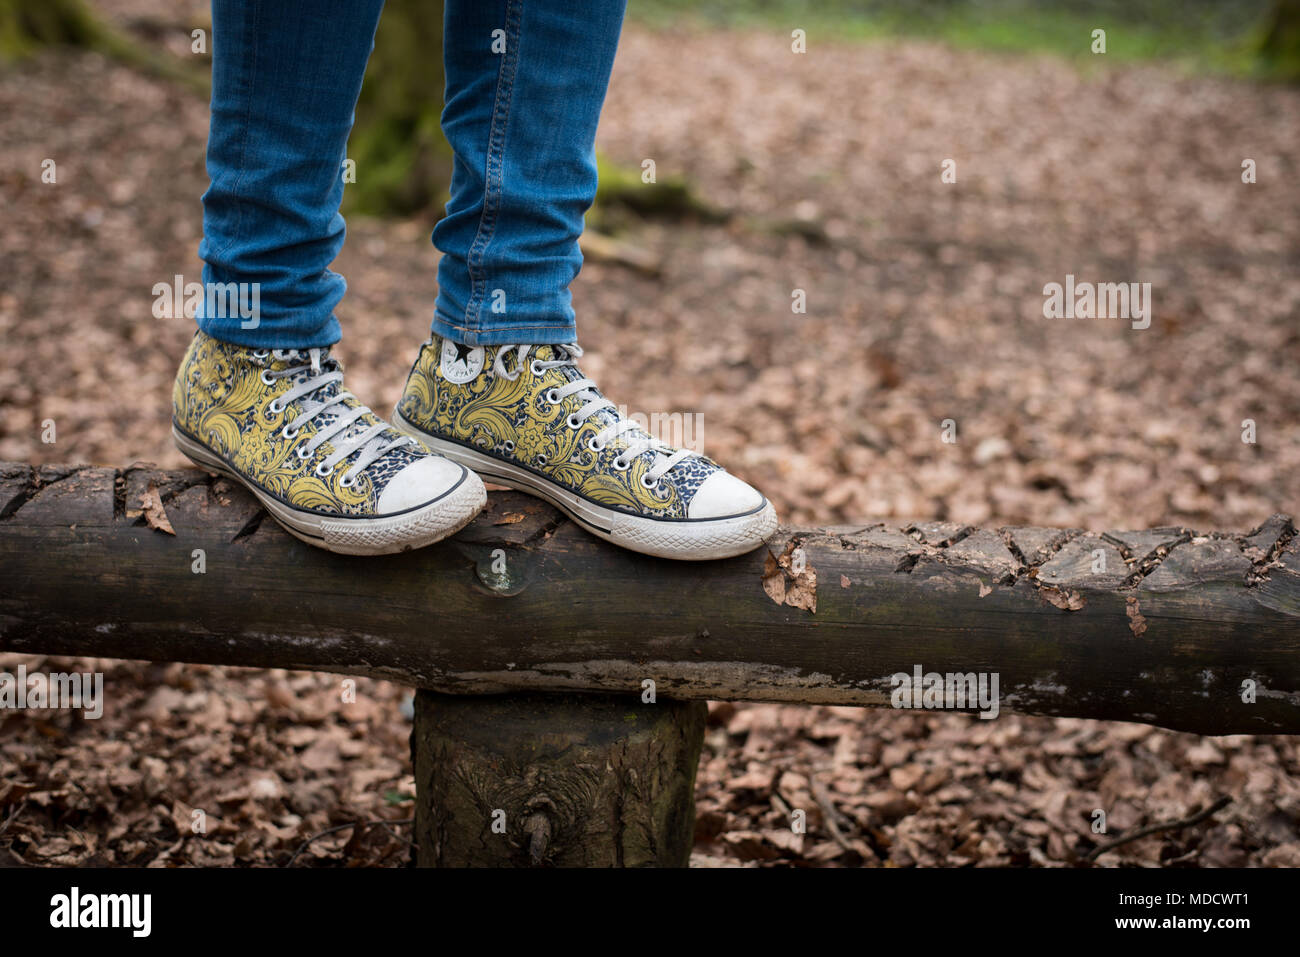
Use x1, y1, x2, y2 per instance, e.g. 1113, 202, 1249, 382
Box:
195, 316, 341, 350
431, 310, 577, 347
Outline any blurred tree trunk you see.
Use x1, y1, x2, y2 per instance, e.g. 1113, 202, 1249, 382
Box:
0, 0, 207, 92
343, 0, 697, 256
347, 0, 451, 216
0, 0, 104, 59
1259, 0, 1300, 80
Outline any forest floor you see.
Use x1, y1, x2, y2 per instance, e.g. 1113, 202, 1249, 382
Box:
1, 1, 1298, 866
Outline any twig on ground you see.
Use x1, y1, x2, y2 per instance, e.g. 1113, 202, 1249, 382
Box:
0, 800, 27, 840
1085, 796, 1231, 863
286, 818, 414, 867
810, 777, 856, 853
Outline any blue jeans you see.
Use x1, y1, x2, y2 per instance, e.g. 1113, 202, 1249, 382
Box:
198, 0, 626, 349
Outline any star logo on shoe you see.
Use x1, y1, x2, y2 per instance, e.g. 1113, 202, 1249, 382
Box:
439, 339, 485, 384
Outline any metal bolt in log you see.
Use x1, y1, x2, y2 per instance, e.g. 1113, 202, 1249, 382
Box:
410, 690, 706, 867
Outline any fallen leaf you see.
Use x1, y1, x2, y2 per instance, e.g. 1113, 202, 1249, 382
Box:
494, 512, 525, 525
762, 541, 818, 613
762, 551, 786, 604
141, 482, 175, 535
1126, 596, 1148, 636
1040, 586, 1084, 611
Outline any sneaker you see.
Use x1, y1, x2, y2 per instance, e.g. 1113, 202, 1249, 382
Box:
394, 338, 778, 560
172, 331, 486, 555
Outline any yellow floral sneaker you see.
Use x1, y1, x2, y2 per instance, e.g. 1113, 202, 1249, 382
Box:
172, 331, 486, 555
394, 338, 778, 560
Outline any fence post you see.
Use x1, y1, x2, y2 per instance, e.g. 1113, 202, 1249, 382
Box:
411, 689, 707, 867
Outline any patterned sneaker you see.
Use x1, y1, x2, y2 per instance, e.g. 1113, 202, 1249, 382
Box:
172, 331, 486, 555
394, 338, 778, 560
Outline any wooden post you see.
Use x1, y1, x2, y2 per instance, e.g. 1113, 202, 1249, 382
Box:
411, 690, 706, 867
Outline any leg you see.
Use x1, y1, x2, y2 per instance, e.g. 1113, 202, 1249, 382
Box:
198, 0, 384, 349
431, 0, 627, 347
173, 0, 487, 555
396, 0, 776, 560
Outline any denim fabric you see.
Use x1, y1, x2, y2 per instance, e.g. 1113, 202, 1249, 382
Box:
431, 0, 627, 346
197, 0, 626, 350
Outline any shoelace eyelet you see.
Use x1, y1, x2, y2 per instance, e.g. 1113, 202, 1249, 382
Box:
530, 360, 545, 376
315, 462, 334, 478
503, 440, 516, 453
259, 370, 276, 386
587, 438, 605, 453
339, 473, 356, 488
536, 453, 548, 465
252, 350, 270, 360
640, 474, 659, 489
566, 414, 582, 430
267, 400, 283, 415
296, 447, 312, 461
282, 425, 300, 440
613, 456, 630, 471
544, 388, 560, 405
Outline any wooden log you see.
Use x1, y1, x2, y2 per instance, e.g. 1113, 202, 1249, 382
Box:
411, 690, 705, 867
1, 462, 1298, 735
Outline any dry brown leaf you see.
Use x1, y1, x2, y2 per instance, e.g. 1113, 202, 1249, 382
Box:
1039, 586, 1084, 611
493, 512, 525, 525
761, 541, 818, 613
141, 482, 175, 535
761, 551, 786, 605
212, 479, 233, 507
1126, 597, 1148, 636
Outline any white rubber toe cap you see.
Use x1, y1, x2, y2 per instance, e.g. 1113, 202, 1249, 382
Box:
687, 470, 765, 519
377, 455, 470, 514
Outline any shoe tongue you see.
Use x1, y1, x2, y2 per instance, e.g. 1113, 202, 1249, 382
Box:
281, 346, 331, 367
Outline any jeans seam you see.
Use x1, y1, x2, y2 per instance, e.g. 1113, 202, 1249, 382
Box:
462, 0, 523, 337
207, 2, 260, 265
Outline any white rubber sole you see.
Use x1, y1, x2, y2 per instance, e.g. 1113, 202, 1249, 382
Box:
393, 409, 778, 561
172, 424, 486, 556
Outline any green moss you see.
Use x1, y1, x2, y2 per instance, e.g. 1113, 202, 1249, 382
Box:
0, 0, 209, 93
345, 0, 451, 217
590, 153, 724, 233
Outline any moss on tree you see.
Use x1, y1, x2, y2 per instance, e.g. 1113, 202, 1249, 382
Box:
346, 0, 452, 216
1259, 0, 1300, 80
0, 0, 207, 93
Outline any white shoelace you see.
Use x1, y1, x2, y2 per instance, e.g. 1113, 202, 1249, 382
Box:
491, 343, 695, 483
257, 348, 414, 484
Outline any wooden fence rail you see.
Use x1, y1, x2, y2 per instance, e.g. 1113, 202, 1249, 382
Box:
1, 462, 1297, 736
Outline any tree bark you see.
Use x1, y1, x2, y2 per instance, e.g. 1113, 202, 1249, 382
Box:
1259, 0, 1300, 80
411, 690, 705, 867
0, 0, 100, 59
1, 462, 1298, 735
